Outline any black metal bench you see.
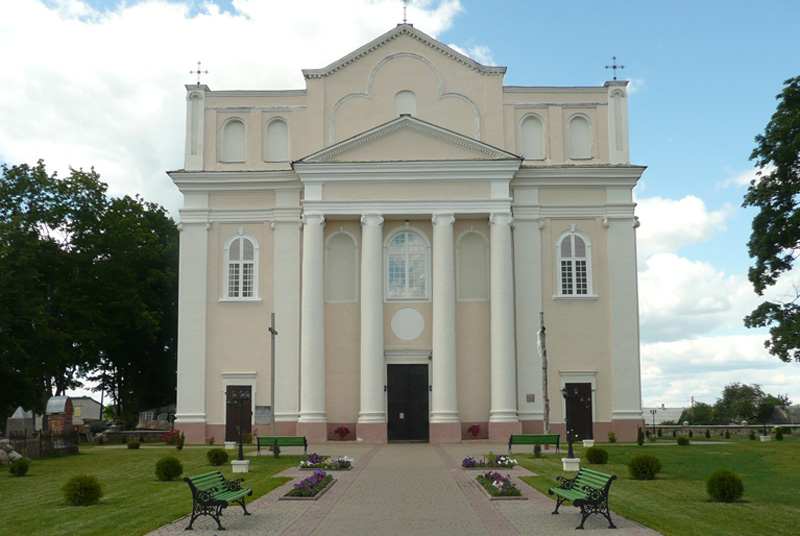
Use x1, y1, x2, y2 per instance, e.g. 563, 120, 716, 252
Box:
508, 433, 560, 454
255, 434, 308, 455
183, 470, 252, 530
548, 467, 617, 529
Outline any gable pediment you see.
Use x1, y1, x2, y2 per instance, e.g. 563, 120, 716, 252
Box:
297, 116, 520, 164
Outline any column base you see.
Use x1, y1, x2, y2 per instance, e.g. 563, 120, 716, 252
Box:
430, 422, 461, 444
356, 422, 387, 444
489, 421, 522, 442
296, 421, 328, 443
173, 421, 206, 445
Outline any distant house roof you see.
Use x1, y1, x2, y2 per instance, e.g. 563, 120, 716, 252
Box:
70, 396, 101, 406
642, 407, 685, 424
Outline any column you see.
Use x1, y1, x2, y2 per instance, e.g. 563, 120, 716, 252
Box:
298, 213, 327, 441
489, 212, 521, 439
430, 213, 460, 442
357, 214, 387, 442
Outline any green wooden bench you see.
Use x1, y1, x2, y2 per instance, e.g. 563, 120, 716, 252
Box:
183, 470, 252, 530
548, 467, 617, 529
255, 435, 308, 455
508, 433, 560, 454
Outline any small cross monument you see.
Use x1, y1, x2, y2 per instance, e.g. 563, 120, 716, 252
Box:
605, 56, 625, 81
190, 61, 209, 85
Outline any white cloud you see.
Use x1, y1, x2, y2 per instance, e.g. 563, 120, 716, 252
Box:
635, 195, 733, 258
0, 0, 465, 217
719, 165, 774, 189
641, 334, 800, 407
626, 77, 645, 95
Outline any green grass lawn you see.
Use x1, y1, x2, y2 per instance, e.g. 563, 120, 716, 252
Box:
1, 445, 300, 536
518, 436, 799, 536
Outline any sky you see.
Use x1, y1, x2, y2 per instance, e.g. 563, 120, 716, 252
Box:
1, 0, 799, 409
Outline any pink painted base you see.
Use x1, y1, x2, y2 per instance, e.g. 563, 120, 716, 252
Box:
356, 422, 387, 444
430, 422, 461, 444
520, 420, 543, 434
296, 422, 328, 443
174, 422, 206, 445
488, 421, 522, 442
611, 419, 645, 442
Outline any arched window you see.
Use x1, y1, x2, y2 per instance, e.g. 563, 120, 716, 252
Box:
386, 228, 430, 300
264, 118, 289, 161
325, 230, 358, 302
557, 228, 592, 296
520, 114, 545, 160
456, 229, 489, 301
220, 119, 246, 162
225, 232, 258, 299
567, 115, 592, 160
395, 90, 416, 117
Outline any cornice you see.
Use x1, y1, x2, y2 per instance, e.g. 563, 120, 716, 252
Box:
302, 24, 506, 79
294, 159, 521, 183
302, 198, 512, 216
512, 165, 645, 187
167, 170, 301, 193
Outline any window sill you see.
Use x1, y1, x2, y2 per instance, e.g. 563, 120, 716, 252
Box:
218, 297, 263, 304
552, 294, 598, 301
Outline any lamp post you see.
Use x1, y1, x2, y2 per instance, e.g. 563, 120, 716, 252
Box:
227, 389, 250, 462
650, 409, 657, 436
561, 386, 577, 459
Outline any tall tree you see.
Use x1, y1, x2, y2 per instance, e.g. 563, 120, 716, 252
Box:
711, 382, 789, 424
742, 76, 800, 362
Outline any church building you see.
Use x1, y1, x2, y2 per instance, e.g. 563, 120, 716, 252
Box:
169, 24, 645, 445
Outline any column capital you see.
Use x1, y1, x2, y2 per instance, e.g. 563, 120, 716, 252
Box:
489, 212, 513, 226
431, 212, 456, 226
301, 213, 325, 227
360, 213, 384, 227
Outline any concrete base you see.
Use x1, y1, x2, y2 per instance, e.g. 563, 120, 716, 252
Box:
562, 458, 581, 471
231, 459, 250, 473
488, 421, 522, 442
224, 441, 236, 450
356, 422, 387, 444
296, 421, 328, 443
430, 422, 461, 444
582, 440, 595, 448
759, 435, 772, 442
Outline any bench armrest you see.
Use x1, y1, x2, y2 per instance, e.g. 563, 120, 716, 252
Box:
555, 475, 577, 490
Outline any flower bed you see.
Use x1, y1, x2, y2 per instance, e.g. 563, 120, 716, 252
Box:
282, 469, 334, 499
299, 453, 354, 470
476, 470, 523, 498
461, 454, 517, 469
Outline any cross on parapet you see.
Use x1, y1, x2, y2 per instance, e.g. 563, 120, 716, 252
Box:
190, 61, 209, 85
605, 56, 625, 81
402, 0, 408, 24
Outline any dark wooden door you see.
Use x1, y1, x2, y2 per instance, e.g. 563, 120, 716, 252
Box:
565, 382, 593, 440
225, 385, 252, 442
387, 364, 429, 441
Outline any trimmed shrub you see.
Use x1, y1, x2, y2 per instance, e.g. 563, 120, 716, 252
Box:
127, 440, 140, 450
155, 456, 184, 481
207, 448, 229, 466
657, 428, 662, 437
63, 475, 103, 506
775, 428, 784, 441
705, 429, 711, 439
628, 454, 661, 480
176, 431, 185, 451
533, 442, 542, 458
585, 446, 608, 465
607, 432, 617, 443
637, 426, 644, 446
748, 431, 756, 440
688, 430, 694, 438
724, 430, 730, 439
672, 430, 677, 438
706, 469, 744, 503
677, 436, 690, 446
9, 458, 30, 477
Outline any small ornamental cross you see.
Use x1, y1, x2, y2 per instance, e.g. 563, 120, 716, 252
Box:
190, 61, 209, 85
605, 56, 625, 81
402, 0, 408, 24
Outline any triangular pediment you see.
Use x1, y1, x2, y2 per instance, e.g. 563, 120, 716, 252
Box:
302, 24, 506, 79
296, 116, 521, 163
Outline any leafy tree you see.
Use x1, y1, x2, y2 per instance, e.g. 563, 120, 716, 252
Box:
742, 76, 800, 362
679, 402, 714, 425
711, 382, 789, 424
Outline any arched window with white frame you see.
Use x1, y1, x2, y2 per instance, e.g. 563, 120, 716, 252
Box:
567, 114, 592, 160
325, 229, 358, 302
220, 118, 247, 162
385, 226, 430, 301
395, 90, 416, 117
225, 231, 258, 299
520, 114, 545, 160
264, 118, 289, 161
456, 229, 489, 301
557, 227, 592, 296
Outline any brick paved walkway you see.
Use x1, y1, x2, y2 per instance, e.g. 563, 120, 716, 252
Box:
145, 442, 661, 535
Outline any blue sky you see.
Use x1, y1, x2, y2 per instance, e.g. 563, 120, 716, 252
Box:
2, 0, 799, 408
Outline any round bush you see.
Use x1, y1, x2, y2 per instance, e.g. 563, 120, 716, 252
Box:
63, 474, 103, 506
585, 446, 608, 465
9, 458, 30, 477
748, 431, 756, 440
127, 440, 140, 450
677, 436, 690, 446
775, 428, 784, 441
155, 456, 184, 481
628, 454, 662, 480
207, 448, 229, 466
706, 469, 743, 503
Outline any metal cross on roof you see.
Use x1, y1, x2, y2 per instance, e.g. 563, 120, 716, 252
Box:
403, 0, 408, 24
190, 61, 209, 85
605, 56, 625, 81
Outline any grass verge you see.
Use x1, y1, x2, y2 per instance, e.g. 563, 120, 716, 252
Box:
1, 445, 299, 536
518, 435, 799, 536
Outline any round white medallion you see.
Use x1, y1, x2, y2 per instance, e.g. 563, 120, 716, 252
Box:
391, 308, 425, 341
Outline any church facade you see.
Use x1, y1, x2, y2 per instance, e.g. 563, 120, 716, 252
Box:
169, 24, 645, 445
